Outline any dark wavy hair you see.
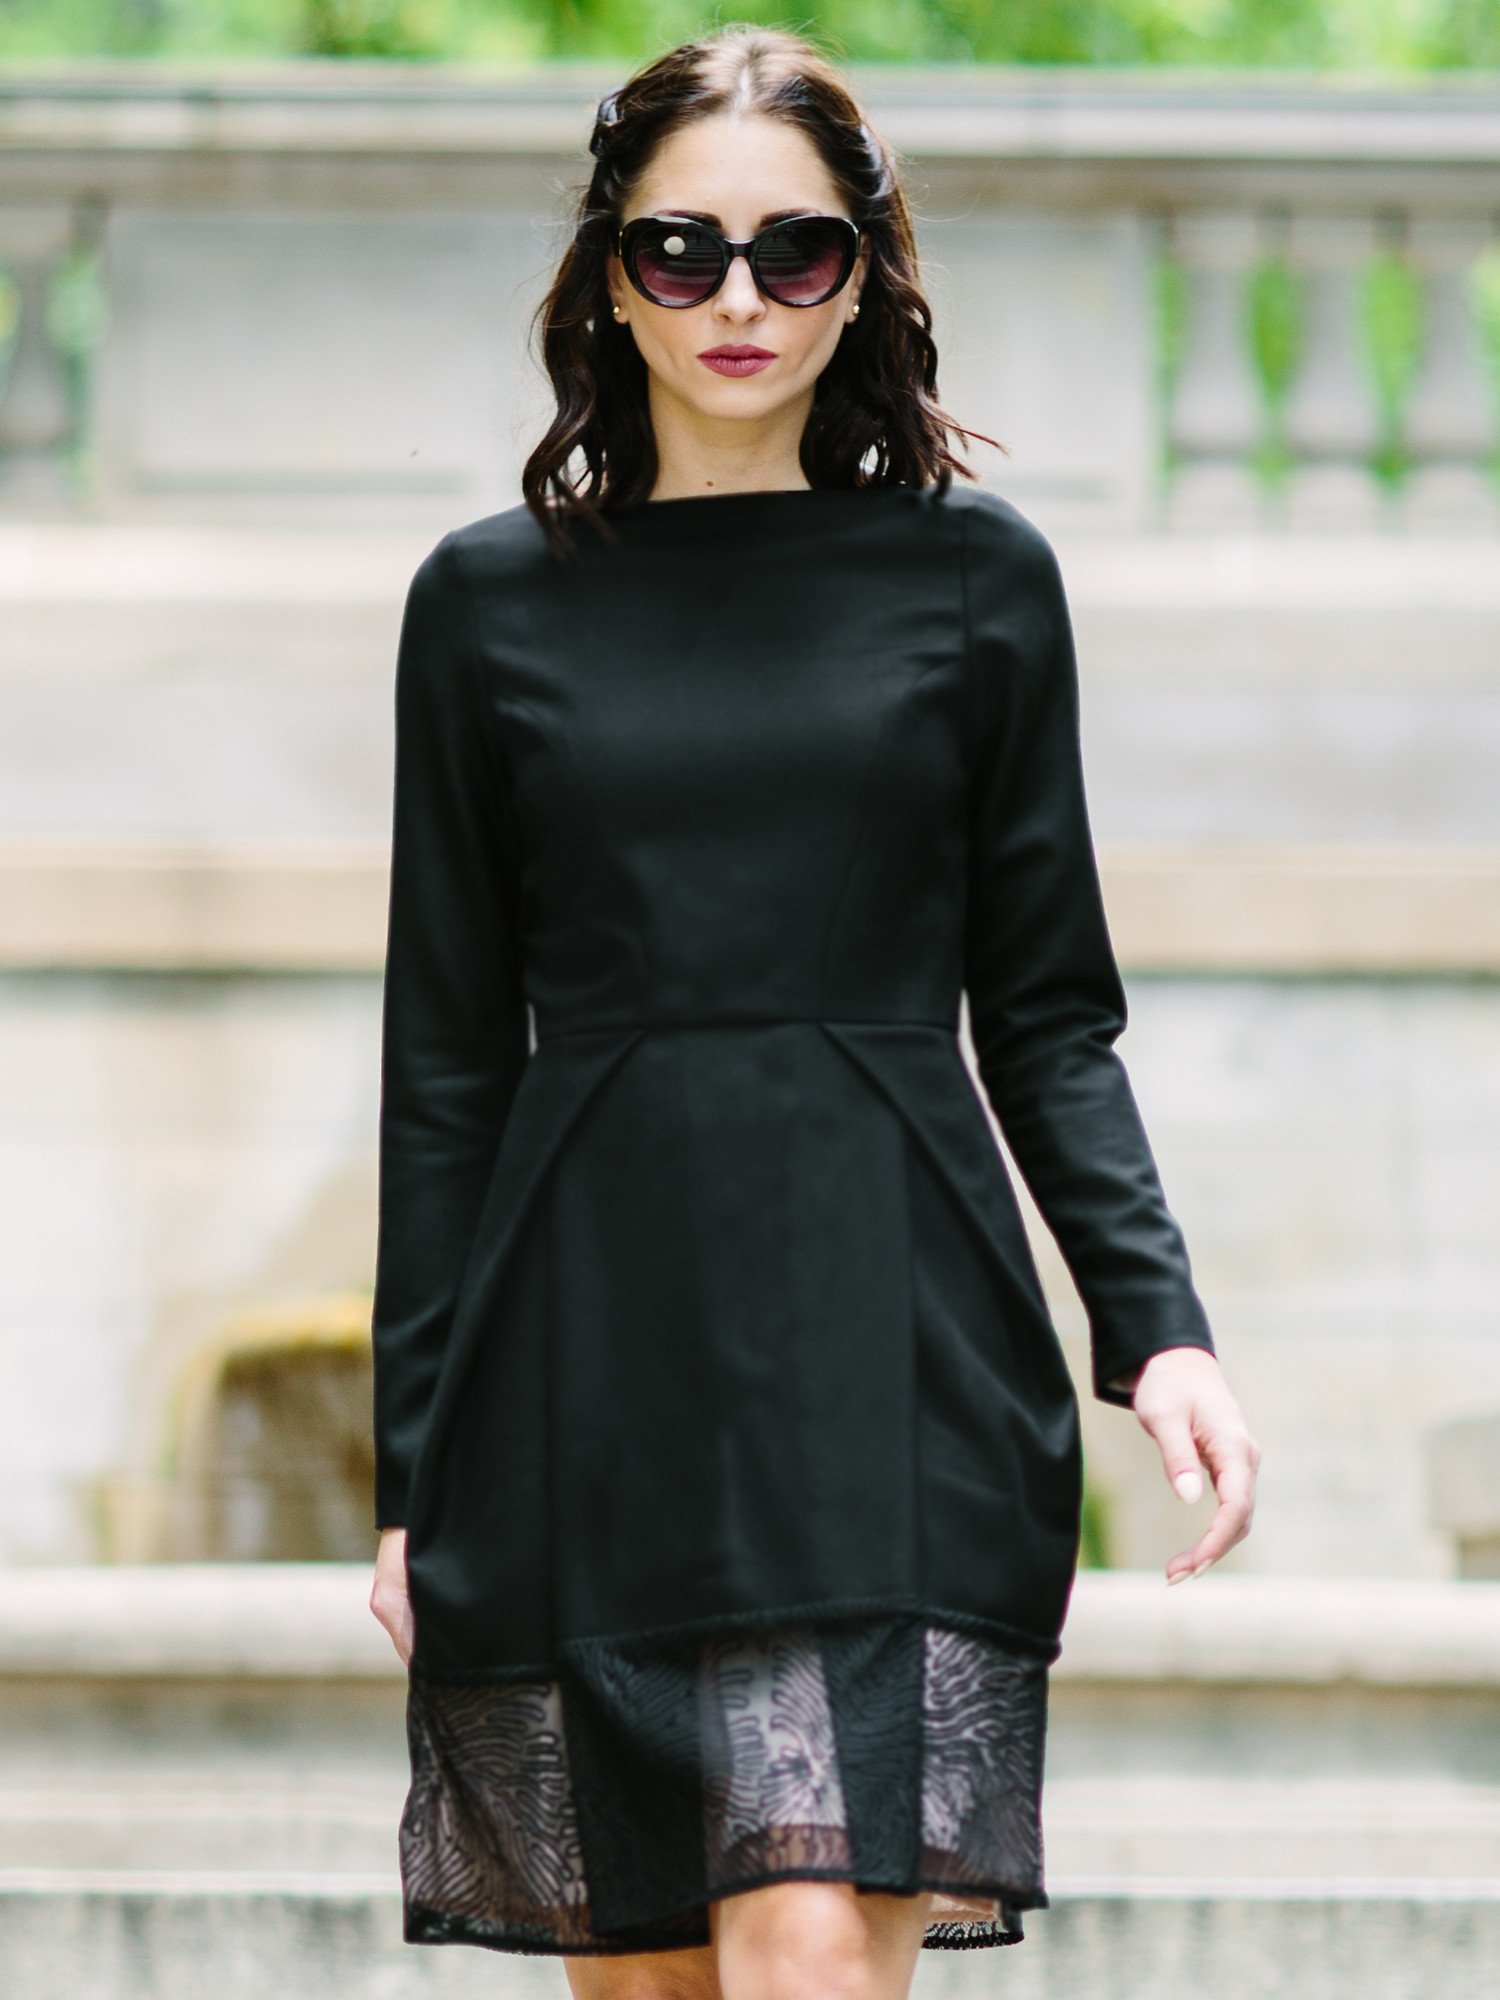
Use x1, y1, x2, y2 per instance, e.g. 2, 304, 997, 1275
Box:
521, 23, 1006, 556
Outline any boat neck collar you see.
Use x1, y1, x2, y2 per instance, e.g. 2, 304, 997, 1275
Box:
608, 482, 936, 525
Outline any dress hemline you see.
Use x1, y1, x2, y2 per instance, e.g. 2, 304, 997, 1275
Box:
398, 1609, 1053, 1958
404, 1867, 1048, 1956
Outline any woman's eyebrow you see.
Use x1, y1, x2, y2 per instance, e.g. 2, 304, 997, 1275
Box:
654, 208, 815, 228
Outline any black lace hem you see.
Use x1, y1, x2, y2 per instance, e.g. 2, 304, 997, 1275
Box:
404, 1872, 1045, 1955
399, 1611, 1050, 1954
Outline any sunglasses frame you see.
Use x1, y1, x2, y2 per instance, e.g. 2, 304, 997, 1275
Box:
615, 211, 862, 310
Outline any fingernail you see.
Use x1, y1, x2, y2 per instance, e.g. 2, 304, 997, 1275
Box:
1191, 1560, 1212, 1579
1173, 1471, 1203, 1503
1167, 1568, 1189, 1585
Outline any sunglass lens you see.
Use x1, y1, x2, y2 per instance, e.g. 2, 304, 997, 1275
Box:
756, 219, 850, 305
633, 222, 723, 305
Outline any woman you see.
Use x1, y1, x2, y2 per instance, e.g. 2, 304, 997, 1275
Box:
368, 23, 1260, 2000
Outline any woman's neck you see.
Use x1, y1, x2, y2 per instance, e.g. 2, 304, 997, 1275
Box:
649, 467, 811, 501
645, 384, 814, 502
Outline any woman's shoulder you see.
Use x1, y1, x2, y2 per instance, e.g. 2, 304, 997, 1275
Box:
934, 480, 1060, 581
435, 498, 558, 589
411, 483, 1061, 594
397, 501, 551, 609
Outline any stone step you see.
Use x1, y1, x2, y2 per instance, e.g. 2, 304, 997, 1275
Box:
0, 1782, 402, 1872
5, 1563, 1497, 1686
4, 1570, 1498, 1900
4, 1772, 1500, 1881
1, 1876, 1497, 2000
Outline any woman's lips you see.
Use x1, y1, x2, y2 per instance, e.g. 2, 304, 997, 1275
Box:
699, 348, 776, 377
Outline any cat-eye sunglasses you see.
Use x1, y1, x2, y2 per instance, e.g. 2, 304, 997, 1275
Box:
616, 212, 862, 310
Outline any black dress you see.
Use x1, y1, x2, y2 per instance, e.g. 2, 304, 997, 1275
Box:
369, 478, 1216, 1956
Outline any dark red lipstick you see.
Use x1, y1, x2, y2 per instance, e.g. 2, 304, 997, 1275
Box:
699, 344, 777, 377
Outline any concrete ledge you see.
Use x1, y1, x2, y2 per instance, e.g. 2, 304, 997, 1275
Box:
3, 839, 1500, 973
1103, 840, 1500, 973
3, 1572, 1498, 1996
0, 1563, 399, 1678
2, 1565, 1497, 1687
0, 842, 390, 973
1427, 1412, 1500, 1578
1, 1879, 1498, 2000
3, 63, 1500, 168
1057, 1571, 1500, 1687
4, 521, 1499, 611
20, 1868, 1495, 1900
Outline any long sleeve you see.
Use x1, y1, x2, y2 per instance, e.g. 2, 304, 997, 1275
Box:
959, 498, 1216, 1409
370, 532, 531, 1530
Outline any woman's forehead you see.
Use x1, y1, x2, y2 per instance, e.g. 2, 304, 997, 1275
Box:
627, 113, 841, 222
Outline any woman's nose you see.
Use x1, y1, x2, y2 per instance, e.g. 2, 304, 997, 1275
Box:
714, 251, 765, 317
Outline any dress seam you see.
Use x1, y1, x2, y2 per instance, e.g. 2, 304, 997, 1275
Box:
958, 500, 982, 819
439, 529, 533, 1070
442, 530, 525, 921
504, 688, 659, 1000
814, 678, 912, 1012
535, 1014, 957, 1044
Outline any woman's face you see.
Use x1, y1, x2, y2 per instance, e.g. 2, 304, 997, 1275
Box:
606, 111, 868, 433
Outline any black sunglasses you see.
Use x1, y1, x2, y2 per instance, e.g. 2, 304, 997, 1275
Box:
616, 212, 862, 310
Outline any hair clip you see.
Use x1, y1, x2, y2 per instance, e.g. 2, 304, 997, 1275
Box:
589, 89, 623, 160
857, 120, 891, 196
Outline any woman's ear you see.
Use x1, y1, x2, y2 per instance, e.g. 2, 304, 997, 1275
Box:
850, 237, 871, 313
605, 254, 628, 325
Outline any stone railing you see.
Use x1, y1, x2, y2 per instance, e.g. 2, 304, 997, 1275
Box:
1158, 209, 1500, 529
0, 203, 103, 512
1, 64, 1498, 530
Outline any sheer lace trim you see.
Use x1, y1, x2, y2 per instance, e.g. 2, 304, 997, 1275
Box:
400, 1617, 1048, 1955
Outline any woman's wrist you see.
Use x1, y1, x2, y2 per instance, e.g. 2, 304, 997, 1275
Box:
1125, 1346, 1218, 1386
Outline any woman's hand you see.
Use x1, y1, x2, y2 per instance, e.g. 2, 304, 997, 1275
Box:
1120, 1347, 1261, 1584
371, 1526, 415, 1666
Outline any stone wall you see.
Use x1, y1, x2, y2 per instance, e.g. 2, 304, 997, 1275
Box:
0, 64, 1497, 1574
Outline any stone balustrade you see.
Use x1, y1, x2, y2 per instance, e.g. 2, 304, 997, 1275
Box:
1, 64, 1498, 530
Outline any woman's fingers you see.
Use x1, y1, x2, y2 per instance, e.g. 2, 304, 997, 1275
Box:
370, 1574, 414, 1666
1168, 1446, 1257, 1582
1146, 1403, 1207, 1510
393, 1595, 415, 1666
1130, 1350, 1261, 1584
370, 1527, 415, 1666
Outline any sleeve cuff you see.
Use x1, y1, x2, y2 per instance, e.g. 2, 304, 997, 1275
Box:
1091, 1322, 1218, 1408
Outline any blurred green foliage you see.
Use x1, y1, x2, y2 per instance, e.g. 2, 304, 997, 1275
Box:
1245, 250, 1305, 488
1078, 1471, 1112, 1569
1152, 246, 1190, 489
45, 244, 108, 359
0, 0, 1499, 65
5, 4, 1499, 503
1361, 245, 1427, 488
1472, 247, 1500, 482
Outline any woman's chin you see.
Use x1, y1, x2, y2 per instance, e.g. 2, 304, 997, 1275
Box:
679, 369, 807, 423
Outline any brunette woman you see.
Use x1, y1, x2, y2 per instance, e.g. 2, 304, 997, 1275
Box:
369, 25, 1260, 2000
